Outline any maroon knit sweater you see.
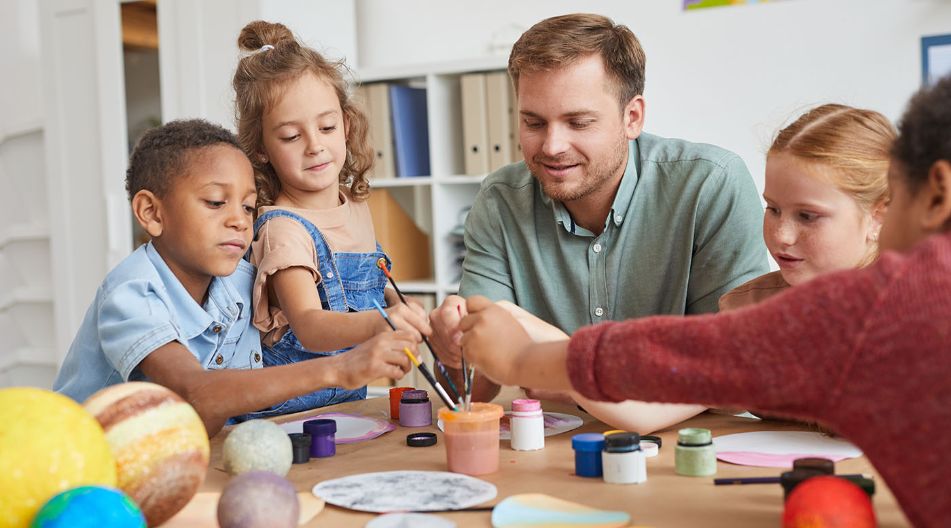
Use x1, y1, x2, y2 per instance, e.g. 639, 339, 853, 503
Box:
568, 231, 951, 528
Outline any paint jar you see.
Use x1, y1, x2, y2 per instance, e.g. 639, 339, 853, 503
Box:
571, 433, 605, 478
399, 389, 433, 427
675, 427, 716, 477
793, 457, 835, 475
438, 403, 504, 475
602, 432, 647, 484
303, 418, 336, 458
288, 433, 311, 464
389, 386, 414, 420
509, 399, 544, 451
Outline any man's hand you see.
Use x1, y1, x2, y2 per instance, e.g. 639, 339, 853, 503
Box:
459, 296, 535, 386
331, 330, 415, 389
429, 295, 466, 368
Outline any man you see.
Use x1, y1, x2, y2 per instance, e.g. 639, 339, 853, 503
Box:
431, 13, 766, 430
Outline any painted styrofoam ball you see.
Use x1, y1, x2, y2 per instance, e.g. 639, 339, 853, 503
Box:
222, 420, 293, 477
783, 476, 876, 528
30, 486, 145, 528
0, 387, 116, 528
83, 382, 209, 527
217, 471, 299, 528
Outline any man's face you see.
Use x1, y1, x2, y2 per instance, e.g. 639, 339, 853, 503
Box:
517, 54, 638, 204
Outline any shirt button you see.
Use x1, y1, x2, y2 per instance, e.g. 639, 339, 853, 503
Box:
212, 325, 222, 334
215, 354, 224, 365
254, 352, 261, 363
326, 271, 334, 279
615, 214, 623, 223
595, 307, 604, 317
593, 243, 602, 253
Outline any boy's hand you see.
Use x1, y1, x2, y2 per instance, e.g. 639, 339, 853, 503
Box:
459, 295, 534, 386
495, 301, 569, 342
429, 295, 466, 368
378, 303, 431, 342
332, 330, 415, 389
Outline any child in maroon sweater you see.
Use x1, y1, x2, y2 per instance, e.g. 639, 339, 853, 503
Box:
459, 76, 951, 528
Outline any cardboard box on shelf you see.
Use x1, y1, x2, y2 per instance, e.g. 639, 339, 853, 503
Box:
368, 189, 432, 281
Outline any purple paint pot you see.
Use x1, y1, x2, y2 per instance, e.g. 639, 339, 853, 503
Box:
302, 418, 337, 458
399, 389, 433, 427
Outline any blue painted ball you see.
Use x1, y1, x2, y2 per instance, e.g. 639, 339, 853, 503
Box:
31, 486, 146, 528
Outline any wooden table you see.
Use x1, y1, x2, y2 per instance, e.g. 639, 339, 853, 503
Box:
203, 397, 910, 527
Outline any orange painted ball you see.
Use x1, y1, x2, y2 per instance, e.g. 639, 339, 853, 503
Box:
783, 476, 876, 528
84, 382, 209, 527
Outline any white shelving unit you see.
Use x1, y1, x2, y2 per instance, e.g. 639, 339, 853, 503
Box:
357, 57, 510, 305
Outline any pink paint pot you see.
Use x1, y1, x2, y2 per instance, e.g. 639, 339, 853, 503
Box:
438, 403, 504, 476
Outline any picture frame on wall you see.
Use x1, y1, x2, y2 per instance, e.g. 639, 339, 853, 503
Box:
922, 34, 951, 86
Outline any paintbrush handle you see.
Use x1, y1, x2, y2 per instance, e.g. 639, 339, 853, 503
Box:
417, 361, 458, 411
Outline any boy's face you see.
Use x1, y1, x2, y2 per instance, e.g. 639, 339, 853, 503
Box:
151, 145, 256, 294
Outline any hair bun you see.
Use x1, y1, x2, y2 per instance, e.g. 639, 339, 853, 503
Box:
237, 20, 294, 51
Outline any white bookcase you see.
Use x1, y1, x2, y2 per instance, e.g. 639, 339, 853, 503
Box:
357, 56, 510, 305
357, 57, 512, 396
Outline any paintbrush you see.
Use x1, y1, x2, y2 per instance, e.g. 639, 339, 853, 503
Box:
372, 300, 458, 411
376, 259, 461, 402
457, 304, 475, 411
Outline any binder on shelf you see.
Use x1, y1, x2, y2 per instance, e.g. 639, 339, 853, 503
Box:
367, 188, 432, 281
364, 83, 395, 180
485, 71, 514, 172
389, 84, 431, 178
460, 73, 489, 175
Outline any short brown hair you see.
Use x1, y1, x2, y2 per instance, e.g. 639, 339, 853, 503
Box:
233, 21, 373, 206
125, 119, 243, 201
508, 13, 646, 108
893, 75, 951, 192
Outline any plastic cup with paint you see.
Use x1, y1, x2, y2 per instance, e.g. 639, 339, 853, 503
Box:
438, 403, 503, 476
399, 390, 433, 427
303, 419, 336, 458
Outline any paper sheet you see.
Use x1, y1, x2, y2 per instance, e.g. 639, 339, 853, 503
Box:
714, 431, 862, 468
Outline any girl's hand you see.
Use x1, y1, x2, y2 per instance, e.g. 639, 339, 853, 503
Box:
332, 330, 415, 389
459, 296, 535, 386
379, 303, 432, 342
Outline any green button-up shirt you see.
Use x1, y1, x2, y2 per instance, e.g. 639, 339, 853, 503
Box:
459, 132, 768, 334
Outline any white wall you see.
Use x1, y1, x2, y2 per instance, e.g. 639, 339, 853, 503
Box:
357, 0, 951, 192
0, 0, 55, 388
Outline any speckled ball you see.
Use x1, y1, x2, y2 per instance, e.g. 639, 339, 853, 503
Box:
83, 382, 209, 527
217, 471, 299, 528
31, 486, 145, 528
222, 420, 293, 476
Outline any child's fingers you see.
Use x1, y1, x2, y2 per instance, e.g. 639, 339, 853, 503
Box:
466, 295, 493, 314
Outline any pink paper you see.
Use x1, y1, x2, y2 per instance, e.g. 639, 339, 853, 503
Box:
717, 451, 854, 468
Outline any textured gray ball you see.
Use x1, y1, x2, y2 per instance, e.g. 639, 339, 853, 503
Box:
217, 470, 299, 528
223, 419, 293, 476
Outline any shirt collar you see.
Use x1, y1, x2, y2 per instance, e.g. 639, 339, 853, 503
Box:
548, 139, 640, 235
145, 242, 244, 339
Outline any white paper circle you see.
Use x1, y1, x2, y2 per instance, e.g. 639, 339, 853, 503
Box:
313, 470, 497, 513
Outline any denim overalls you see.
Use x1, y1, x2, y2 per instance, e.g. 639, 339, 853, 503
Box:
238, 209, 391, 419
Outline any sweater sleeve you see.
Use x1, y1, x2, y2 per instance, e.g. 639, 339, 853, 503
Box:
567, 261, 892, 419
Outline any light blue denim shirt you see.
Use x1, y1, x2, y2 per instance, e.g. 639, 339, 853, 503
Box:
54, 241, 262, 402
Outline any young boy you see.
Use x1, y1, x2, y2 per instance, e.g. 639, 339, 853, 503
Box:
54, 119, 415, 435
459, 77, 951, 528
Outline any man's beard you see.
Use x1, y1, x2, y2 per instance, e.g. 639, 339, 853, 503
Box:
530, 138, 628, 203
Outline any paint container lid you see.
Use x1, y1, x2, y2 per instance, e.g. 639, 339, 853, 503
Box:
640, 435, 663, 449
303, 418, 337, 436
571, 433, 606, 453
604, 432, 641, 453
406, 432, 437, 447
780, 468, 827, 499
677, 427, 712, 447
793, 457, 834, 475
511, 399, 541, 412
640, 441, 659, 458
401, 389, 430, 403
603, 429, 627, 436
